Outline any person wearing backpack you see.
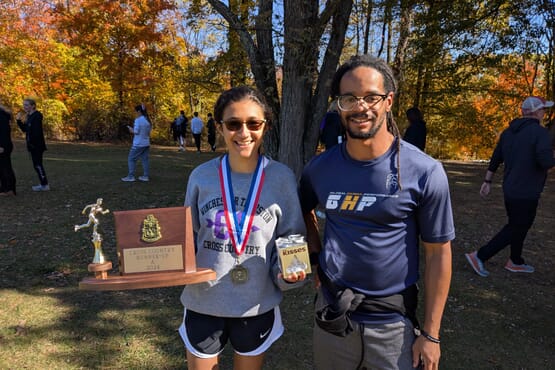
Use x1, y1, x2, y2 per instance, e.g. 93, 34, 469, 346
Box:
172, 110, 187, 151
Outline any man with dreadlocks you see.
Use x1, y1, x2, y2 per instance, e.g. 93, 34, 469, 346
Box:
299, 55, 454, 370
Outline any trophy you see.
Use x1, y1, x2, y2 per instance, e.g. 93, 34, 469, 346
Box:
75, 200, 216, 291
74, 198, 113, 279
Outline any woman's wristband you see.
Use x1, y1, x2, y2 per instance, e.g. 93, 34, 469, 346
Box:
419, 329, 441, 344
484, 180, 491, 184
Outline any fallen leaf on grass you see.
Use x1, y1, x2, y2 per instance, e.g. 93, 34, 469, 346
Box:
15, 321, 27, 336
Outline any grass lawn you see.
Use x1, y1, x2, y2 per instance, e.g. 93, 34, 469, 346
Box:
1, 140, 554, 369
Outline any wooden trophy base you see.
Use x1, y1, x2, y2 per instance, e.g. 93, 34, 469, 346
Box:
88, 261, 113, 280
79, 268, 216, 291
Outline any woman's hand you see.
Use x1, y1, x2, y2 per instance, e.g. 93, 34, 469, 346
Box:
279, 270, 307, 283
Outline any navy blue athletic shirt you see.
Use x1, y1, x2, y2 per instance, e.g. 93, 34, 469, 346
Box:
300, 139, 455, 323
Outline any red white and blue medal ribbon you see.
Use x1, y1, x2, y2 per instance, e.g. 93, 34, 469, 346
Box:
218, 154, 267, 256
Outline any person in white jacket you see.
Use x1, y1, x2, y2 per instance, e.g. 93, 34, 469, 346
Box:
121, 104, 151, 182
191, 111, 204, 152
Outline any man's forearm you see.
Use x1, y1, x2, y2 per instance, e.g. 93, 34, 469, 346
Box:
422, 241, 452, 337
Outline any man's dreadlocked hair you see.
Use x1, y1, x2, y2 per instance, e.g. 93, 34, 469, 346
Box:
330, 54, 403, 191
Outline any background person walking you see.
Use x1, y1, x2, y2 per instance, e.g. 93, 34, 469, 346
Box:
466, 96, 555, 276
403, 107, 427, 151
16, 98, 49, 191
121, 104, 152, 182
191, 111, 203, 153
172, 110, 187, 151
206, 112, 216, 151
318, 101, 344, 150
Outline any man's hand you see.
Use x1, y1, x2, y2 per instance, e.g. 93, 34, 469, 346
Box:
412, 335, 440, 370
480, 182, 491, 198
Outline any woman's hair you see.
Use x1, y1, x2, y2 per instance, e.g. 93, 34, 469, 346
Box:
213, 86, 273, 127
406, 107, 424, 123
24, 98, 37, 108
135, 104, 151, 123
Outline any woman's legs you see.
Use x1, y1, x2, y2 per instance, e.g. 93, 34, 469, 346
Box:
233, 352, 265, 370
139, 146, 150, 177
127, 146, 139, 177
185, 350, 264, 370
127, 146, 149, 178
185, 350, 219, 370
30, 150, 48, 185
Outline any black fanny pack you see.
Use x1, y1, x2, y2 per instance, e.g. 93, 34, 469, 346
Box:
315, 266, 419, 337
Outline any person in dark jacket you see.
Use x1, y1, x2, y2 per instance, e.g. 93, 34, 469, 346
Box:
319, 101, 344, 150
0, 103, 16, 196
171, 110, 187, 152
206, 112, 216, 151
466, 96, 555, 276
403, 107, 427, 151
16, 98, 49, 191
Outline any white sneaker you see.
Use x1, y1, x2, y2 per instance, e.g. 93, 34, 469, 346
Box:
121, 176, 136, 182
138, 176, 149, 182
32, 184, 50, 191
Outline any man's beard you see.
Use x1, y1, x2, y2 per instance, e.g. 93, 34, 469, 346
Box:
344, 114, 385, 140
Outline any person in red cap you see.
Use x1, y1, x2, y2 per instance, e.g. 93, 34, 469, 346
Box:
466, 96, 555, 276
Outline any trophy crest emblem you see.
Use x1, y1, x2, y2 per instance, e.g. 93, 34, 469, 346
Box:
141, 214, 162, 242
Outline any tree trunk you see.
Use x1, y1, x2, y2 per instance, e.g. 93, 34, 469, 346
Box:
279, 0, 320, 176
255, 0, 280, 157
304, 0, 353, 167
391, 0, 415, 117
363, 0, 372, 54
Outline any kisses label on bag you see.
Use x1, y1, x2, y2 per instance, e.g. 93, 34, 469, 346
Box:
276, 234, 311, 277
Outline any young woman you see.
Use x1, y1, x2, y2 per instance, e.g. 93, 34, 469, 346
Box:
179, 86, 306, 370
121, 104, 151, 182
16, 98, 49, 191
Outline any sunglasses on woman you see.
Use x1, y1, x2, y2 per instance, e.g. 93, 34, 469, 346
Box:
221, 119, 266, 131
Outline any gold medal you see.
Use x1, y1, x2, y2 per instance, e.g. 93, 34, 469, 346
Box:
230, 264, 248, 284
